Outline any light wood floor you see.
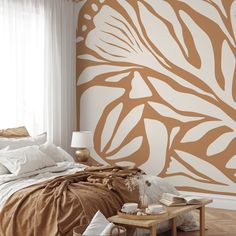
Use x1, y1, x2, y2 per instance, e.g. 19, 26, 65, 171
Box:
159, 208, 236, 236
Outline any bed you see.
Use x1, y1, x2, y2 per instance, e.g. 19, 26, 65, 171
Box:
0, 128, 197, 236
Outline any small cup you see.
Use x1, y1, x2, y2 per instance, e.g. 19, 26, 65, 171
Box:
121, 203, 138, 213
146, 204, 164, 214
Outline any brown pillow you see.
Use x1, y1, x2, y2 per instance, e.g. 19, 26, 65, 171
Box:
0, 126, 30, 138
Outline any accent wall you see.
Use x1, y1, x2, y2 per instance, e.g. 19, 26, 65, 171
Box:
76, 0, 236, 196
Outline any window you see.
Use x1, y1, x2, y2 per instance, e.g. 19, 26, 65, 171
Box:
0, 1, 45, 135
0, 0, 76, 150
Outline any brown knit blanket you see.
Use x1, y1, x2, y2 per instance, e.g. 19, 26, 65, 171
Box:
0, 165, 140, 236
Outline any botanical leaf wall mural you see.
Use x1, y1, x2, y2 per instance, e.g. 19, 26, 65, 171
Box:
76, 0, 236, 196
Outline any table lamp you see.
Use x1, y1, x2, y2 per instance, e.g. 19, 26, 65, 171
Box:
71, 131, 93, 162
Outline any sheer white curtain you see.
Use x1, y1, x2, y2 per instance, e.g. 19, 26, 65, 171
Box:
44, 0, 77, 151
0, 0, 45, 134
0, 0, 76, 151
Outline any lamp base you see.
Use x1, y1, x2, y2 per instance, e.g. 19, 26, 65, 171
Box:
75, 148, 90, 162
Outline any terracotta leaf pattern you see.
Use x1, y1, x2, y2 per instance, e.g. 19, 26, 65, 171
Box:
76, 0, 236, 195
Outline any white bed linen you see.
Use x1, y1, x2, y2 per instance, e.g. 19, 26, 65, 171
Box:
0, 162, 86, 210
0, 145, 56, 175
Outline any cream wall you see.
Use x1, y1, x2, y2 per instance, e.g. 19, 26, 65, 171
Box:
76, 0, 236, 196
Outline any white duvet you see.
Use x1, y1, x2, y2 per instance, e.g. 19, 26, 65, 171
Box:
0, 163, 198, 234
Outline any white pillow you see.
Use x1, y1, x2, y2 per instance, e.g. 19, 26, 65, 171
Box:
100, 223, 118, 236
83, 211, 110, 236
39, 142, 74, 163
57, 146, 74, 162
0, 132, 47, 150
0, 145, 56, 175
0, 146, 11, 175
0, 163, 10, 175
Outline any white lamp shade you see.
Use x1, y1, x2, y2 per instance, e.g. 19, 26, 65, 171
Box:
71, 131, 93, 148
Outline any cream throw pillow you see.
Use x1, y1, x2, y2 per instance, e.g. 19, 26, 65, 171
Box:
0, 132, 47, 150
0, 145, 56, 175
39, 142, 74, 163
83, 211, 110, 236
100, 223, 119, 236
57, 147, 74, 162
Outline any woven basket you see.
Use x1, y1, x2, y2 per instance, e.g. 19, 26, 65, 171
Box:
73, 225, 126, 236
110, 225, 126, 236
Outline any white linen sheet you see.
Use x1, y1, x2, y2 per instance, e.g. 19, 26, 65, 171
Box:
0, 162, 86, 210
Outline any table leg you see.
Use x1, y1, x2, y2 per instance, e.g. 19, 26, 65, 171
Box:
150, 225, 157, 236
171, 217, 177, 236
199, 206, 205, 236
